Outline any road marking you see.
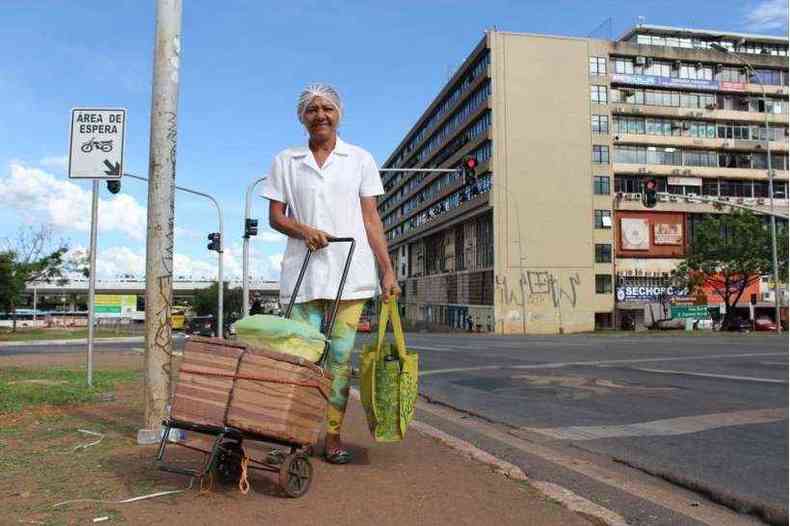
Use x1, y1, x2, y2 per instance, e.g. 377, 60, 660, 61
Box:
416, 400, 764, 526
627, 367, 788, 384
529, 481, 629, 526
419, 352, 787, 376
522, 408, 788, 441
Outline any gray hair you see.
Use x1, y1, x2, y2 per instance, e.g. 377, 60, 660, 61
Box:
296, 83, 343, 125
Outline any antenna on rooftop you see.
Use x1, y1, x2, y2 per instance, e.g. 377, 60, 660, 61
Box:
637, 16, 646, 27
587, 17, 613, 40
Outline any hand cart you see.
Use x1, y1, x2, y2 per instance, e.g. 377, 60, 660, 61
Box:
157, 237, 355, 498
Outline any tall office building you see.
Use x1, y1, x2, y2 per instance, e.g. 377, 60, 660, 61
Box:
378, 25, 789, 334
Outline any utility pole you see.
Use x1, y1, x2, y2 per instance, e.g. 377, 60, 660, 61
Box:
138, 0, 182, 445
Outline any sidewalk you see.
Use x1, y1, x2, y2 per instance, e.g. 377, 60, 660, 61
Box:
126, 399, 595, 526
0, 336, 144, 347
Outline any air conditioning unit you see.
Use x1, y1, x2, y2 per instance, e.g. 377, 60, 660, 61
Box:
687, 192, 698, 198
632, 193, 643, 201
669, 195, 678, 202
682, 169, 692, 175
616, 191, 624, 199
695, 62, 704, 70
635, 56, 646, 65
705, 103, 717, 110
659, 194, 671, 202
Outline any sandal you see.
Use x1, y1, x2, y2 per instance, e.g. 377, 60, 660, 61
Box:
324, 447, 353, 465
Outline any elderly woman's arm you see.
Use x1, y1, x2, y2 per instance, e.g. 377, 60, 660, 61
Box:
269, 201, 331, 251
360, 196, 400, 301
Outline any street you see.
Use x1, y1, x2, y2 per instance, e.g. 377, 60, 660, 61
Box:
356, 332, 788, 526
4, 332, 787, 525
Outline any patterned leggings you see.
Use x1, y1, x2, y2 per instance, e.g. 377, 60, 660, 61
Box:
290, 299, 367, 435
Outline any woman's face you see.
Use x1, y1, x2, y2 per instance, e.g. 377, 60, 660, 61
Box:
302, 96, 339, 142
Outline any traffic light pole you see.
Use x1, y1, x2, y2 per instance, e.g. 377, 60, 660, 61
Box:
650, 192, 790, 219
242, 176, 267, 318
125, 173, 225, 337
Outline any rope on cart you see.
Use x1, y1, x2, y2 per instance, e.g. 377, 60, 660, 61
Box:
179, 368, 329, 400
239, 450, 251, 495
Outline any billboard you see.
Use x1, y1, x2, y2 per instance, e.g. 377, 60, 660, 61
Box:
616, 285, 688, 302
620, 218, 650, 250
612, 73, 720, 92
95, 295, 137, 318
654, 223, 683, 245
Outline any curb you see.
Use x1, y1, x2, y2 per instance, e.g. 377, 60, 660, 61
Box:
0, 336, 144, 348
349, 388, 627, 526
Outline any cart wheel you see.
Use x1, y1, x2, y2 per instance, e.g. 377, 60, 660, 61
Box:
279, 454, 312, 498
214, 441, 244, 484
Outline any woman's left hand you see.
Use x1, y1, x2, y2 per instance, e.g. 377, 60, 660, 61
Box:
381, 271, 401, 302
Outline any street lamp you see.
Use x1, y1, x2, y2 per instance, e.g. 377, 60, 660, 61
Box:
124, 173, 226, 338
242, 176, 267, 318
710, 42, 782, 333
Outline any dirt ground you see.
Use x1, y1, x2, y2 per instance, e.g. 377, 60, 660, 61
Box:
1, 350, 593, 526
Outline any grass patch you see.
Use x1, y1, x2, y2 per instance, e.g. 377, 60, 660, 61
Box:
0, 328, 143, 342
0, 367, 140, 413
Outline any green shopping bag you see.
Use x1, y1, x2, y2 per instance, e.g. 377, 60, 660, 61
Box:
359, 297, 418, 442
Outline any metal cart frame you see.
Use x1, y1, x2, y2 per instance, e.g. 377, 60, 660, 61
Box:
157, 237, 356, 497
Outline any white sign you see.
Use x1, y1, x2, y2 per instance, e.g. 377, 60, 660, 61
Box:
621, 218, 649, 250
68, 108, 126, 179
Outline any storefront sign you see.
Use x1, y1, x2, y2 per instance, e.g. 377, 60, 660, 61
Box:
667, 176, 702, 186
616, 286, 688, 302
671, 305, 711, 320
621, 218, 650, 250
654, 223, 683, 245
95, 294, 137, 318
719, 81, 747, 92
612, 74, 720, 92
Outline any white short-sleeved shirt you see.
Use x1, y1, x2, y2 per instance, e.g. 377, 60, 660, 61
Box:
261, 138, 385, 304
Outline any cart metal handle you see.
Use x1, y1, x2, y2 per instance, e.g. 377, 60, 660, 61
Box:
284, 236, 356, 341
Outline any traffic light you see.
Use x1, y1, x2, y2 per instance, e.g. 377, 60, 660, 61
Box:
244, 218, 258, 238
106, 180, 121, 194
207, 232, 221, 252
642, 179, 658, 208
462, 155, 478, 183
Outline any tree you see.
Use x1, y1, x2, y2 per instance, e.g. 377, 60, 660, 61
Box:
191, 282, 243, 332
0, 226, 85, 331
676, 210, 786, 329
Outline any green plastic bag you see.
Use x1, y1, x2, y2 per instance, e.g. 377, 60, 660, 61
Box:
359, 298, 418, 442
232, 314, 326, 363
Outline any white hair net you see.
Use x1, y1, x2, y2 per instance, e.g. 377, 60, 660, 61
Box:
297, 83, 343, 125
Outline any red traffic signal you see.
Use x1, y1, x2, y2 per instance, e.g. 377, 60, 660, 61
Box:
642, 179, 658, 208
462, 156, 478, 181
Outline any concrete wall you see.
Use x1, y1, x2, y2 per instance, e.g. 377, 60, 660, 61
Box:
490, 32, 602, 334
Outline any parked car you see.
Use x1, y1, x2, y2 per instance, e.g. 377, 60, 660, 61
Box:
754, 317, 778, 332
725, 318, 753, 333
185, 315, 214, 337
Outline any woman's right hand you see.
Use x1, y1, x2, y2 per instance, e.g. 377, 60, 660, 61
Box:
301, 225, 331, 251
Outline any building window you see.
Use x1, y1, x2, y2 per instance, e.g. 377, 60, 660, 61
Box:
589, 57, 607, 75
594, 209, 612, 229
595, 312, 613, 329
591, 85, 608, 104
593, 176, 610, 195
595, 274, 613, 294
595, 244, 612, 263
592, 145, 610, 164
592, 114, 609, 134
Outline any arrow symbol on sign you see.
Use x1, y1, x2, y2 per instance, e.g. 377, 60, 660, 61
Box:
103, 160, 121, 176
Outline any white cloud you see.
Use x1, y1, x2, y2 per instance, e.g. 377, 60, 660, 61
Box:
96, 246, 147, 277
269, 253, 283, 269
745, 0, 789, 31
257, 229, 285, 242
1, 162, 147, 240
39, 156, 68, 173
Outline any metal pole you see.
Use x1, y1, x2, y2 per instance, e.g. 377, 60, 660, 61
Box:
32, 287, 37, 321
760, 80, 781, 333
125, 172, 223, 336
243, 176, 267, 317
139, 0, 182, 444
87, 180, 99, 387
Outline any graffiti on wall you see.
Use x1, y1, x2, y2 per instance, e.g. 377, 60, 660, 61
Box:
495, 270, 581, 309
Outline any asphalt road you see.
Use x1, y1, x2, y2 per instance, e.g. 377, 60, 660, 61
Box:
355, 332, 788, 526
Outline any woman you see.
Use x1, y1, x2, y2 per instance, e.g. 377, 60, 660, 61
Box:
262, 84, 400, 464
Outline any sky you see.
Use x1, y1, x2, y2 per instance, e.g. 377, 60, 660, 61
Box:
0, 0, 787, 282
